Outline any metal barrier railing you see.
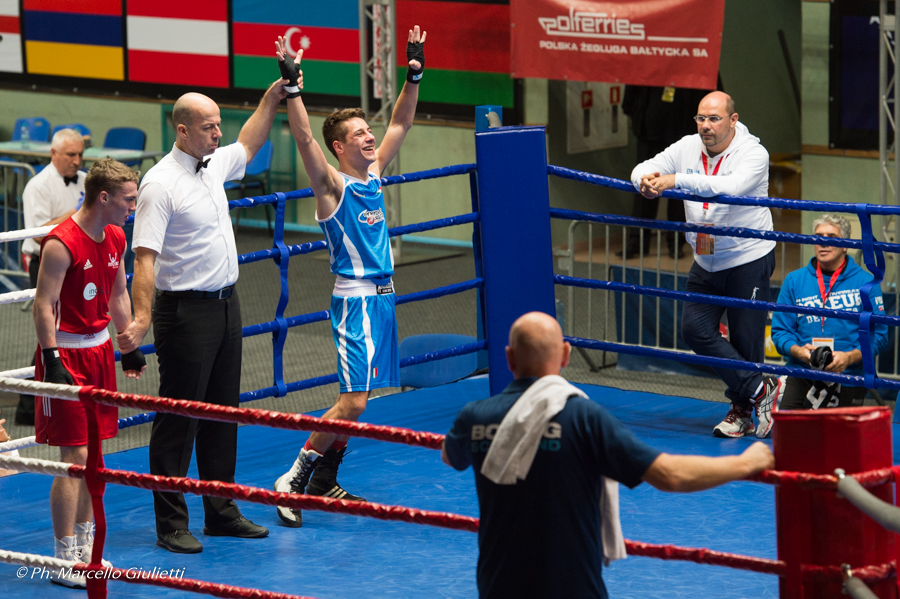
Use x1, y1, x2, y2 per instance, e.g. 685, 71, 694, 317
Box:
557, 220, 900, 380
0, 160, 35, 282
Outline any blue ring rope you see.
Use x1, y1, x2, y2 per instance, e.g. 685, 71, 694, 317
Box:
548, 164, 900, 216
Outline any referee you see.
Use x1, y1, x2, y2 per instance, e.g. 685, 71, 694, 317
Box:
118, 81, 287, 554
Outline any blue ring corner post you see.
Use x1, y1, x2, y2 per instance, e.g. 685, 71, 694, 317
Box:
475, 126, 557, 395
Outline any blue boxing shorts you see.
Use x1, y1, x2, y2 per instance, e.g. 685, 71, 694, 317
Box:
330, 277, 400, 393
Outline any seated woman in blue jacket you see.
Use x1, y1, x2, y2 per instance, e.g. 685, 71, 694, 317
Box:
771, 214, 888, 414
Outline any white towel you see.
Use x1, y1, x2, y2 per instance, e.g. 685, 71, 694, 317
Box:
481, 375, 587, 485
480, 375, 627, 565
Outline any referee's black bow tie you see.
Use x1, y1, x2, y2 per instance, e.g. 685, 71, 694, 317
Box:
195, 158, 210, 173
63, 175, 78, 186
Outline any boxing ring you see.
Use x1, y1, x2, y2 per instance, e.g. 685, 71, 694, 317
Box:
0, 126, 898, 598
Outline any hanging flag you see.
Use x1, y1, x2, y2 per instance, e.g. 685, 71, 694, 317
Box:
23, 0, 123, 80
396, 1, 513, 107
232, 0, 361, 96
511, 0, 724, 89
0, 0, 22, 73
126, 0, 229, 88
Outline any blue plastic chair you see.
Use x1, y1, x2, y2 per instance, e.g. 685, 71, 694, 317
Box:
228, 140, 274, 232
11, 117, 51, 143
103, 127, 146, 167
399, 334, 478, 389
51, 123, 92, 139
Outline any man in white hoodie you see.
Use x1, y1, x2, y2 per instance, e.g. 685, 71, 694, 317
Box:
630, 92, 780, 439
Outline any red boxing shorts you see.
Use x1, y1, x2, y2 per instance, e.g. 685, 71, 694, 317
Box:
35, 330, 119, 447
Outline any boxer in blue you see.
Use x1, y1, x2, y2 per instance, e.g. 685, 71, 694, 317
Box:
272, 27, 426, 527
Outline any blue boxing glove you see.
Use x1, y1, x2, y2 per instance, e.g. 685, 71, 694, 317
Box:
406, 40, 425, 84
279, 53, 302, 98
42, 348, 74, 385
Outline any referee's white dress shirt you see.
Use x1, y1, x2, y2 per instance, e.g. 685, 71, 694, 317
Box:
22, 163, 85, 256
133, 143, 246, 292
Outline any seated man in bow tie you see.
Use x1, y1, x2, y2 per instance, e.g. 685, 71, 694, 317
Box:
18, 128, 87, 427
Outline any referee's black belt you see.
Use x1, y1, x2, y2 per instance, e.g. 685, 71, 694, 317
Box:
158, 284, 234, 300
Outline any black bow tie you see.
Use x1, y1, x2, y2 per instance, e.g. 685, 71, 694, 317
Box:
195, 158, 210, 173
63, 175, 78, 186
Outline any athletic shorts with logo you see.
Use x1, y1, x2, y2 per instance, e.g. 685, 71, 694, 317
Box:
35, 331, 118, 446
330, 279, 399, 393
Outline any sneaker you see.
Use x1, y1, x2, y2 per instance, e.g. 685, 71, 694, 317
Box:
712, 404, 755, 438
273, 447, 322, 528
306, 447, 367, 501
754, 376, 784, 439
50, 536, 86, 589
74, 521, 113, 568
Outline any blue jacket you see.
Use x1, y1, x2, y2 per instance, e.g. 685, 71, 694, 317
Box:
771, 256, 888, 377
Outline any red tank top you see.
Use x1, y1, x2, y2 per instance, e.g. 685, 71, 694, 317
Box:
43, 218, 126, 335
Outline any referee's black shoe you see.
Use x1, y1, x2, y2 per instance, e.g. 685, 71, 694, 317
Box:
306, 447, 366, 501
157, 530, 203, 554
203, 516, 269, 538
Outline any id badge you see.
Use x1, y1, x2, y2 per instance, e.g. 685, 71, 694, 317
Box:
811, 337, 834, 350
661, 87, 675, 103
695, 225, 715, 255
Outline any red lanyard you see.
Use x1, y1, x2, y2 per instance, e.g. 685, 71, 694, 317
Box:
816, 258, 846, 330
700, 153, 727, 211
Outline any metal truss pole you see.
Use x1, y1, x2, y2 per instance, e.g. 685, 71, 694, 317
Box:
360, 0, 402, 261
879, 0, 899, 291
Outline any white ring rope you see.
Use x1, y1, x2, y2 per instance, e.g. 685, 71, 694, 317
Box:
0, 288, 35, 304
0, 367, 35, 379
0, 549, 79, 572
0, 436, 37, 452
0, 224, 55, 243
0, 377, 81, 401
0, 453, 72, 477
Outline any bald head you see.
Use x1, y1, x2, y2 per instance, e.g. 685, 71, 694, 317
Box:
505, 312, 571, 379
699, 91, 735, 115
172, 92, 218, 128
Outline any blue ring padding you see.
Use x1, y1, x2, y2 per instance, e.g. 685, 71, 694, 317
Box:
564, 335, 900, 392
115, 340, 487, 430
548, 165, 900, 217
549, 208, 900, 254
554, 274, 900, 327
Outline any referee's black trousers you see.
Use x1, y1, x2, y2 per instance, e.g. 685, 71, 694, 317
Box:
149, 289, 244, 534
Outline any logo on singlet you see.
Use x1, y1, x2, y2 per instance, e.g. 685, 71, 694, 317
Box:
358, 208, 385, 226
83, 259, 93, 270
108, 252, 119, 268
83, 282, 97, 301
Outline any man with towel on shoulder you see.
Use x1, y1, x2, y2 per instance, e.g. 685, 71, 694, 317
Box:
442, 312, 774, 599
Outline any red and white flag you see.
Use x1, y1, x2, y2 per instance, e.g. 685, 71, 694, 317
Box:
126, 0, 229, 88
0, 0, 23, 73
511, 0, 724, 90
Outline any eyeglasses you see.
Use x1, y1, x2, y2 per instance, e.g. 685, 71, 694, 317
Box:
693, 115, 726, 123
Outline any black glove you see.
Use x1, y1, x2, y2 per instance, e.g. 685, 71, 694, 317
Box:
279, 54, 302, 99
406, 40, 425, 84
809, 346, 834, 370
42, 348, 74, 385
121, 348, 146, 373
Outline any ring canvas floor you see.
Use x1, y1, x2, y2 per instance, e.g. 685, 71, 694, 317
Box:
1, 375, 892, 598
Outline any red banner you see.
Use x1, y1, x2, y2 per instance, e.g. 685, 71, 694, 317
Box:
510, 0, 724, 90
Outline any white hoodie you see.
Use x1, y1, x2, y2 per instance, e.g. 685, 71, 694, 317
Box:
630, 121, 775, 272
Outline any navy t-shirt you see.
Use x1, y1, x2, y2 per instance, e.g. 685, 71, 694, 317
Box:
444, 378, 661, 599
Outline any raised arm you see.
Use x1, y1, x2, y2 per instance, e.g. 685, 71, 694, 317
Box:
642, 441, 774, 493
236, 80, 287, 164
374, 26, 426, 176
277, 37, 343, 218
